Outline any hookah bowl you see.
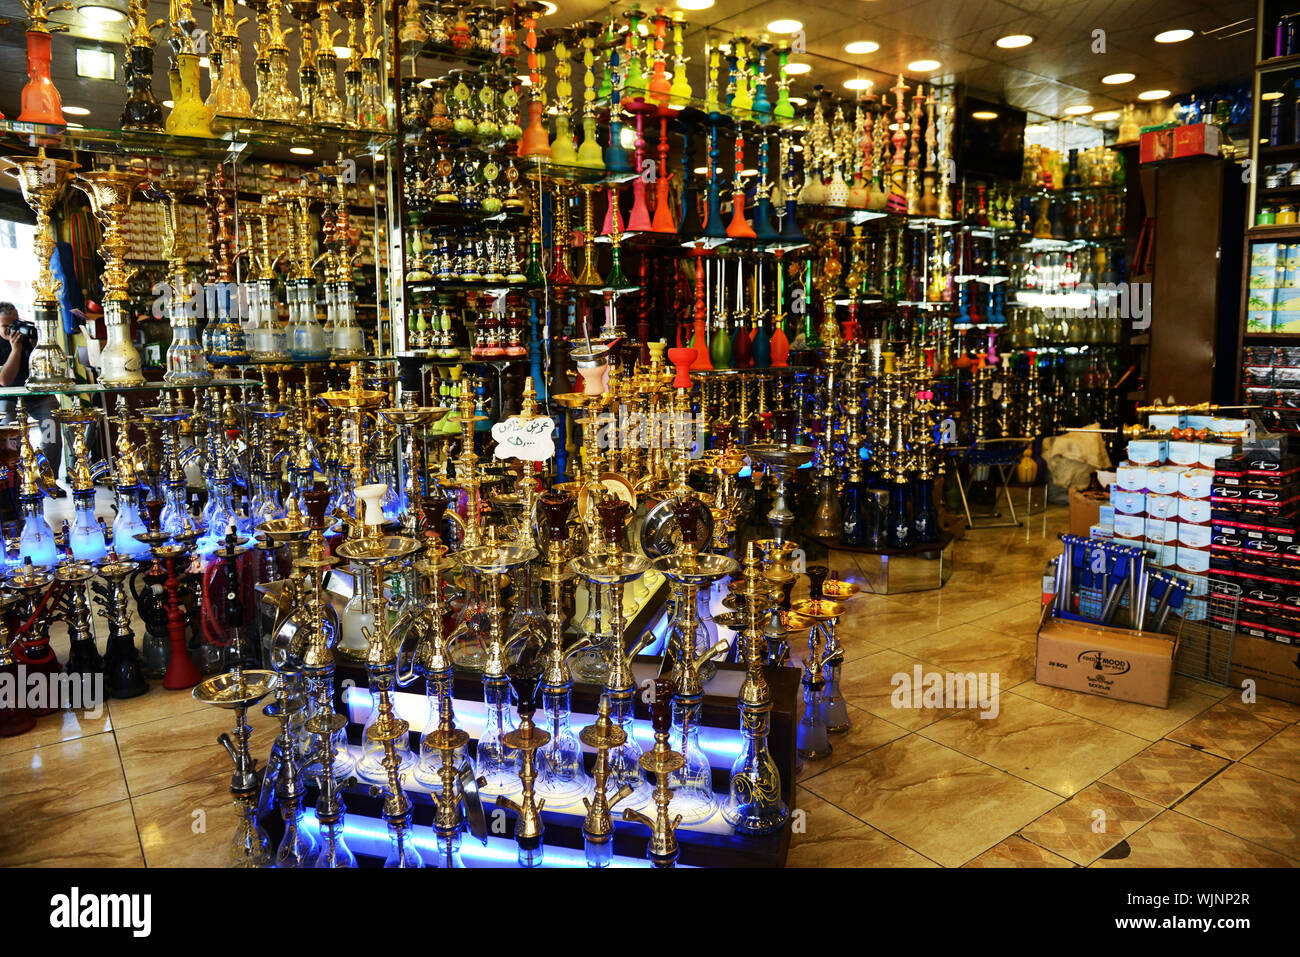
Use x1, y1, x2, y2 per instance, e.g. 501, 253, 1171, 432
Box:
747, 440, 814, 543
192, 666, 281, 867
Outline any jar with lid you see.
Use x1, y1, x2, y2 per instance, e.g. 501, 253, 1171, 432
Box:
1259, 206, 1278, 226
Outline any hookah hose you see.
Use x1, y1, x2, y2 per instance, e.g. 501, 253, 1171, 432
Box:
12, 579, 66, 645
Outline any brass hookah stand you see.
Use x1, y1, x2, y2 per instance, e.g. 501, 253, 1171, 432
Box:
788, 589, 846, 762
534, 489, 591, 805
622, 676, 686, 868
400, 497, 467, 790
651, 495, 734, 824
722, 542, 788, 834
192, 658, 281, 867
579, 694, 634, 868
456, 535, 537, 796
570, 496, 653, 808
336, 482, 424, 867
495, 659, 550, 867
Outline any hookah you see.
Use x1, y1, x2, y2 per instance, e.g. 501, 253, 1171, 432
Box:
456, 535, 538, 795
16, 446, 58, 570
789, 588, 845, 760
55, 559, 102, 686
265, 675, 316, 866
6, 561, 63, 719
749, 408, 813, 545
75, 165, 148, 386
286, 0, 320, 122
335, 483, 424, 865
242, 212, 287, 360
55, 409, 106, 563
206, 0, 252, 118
579, 695, 634, 867
702, 42, 727, 241
651, 494, 734, 824
887, 75, 910, 213
398, 499, 466, 789
356, 0, 385, 128
549, 30, 578, 165
202, 165, 248, 365
280, 183, 328, 360
192, 658, 280, 866
495, 655, 551, 867
0, 586, 38, 738
16, 0, 72, 125
313, 4, 344, 124
137, 496, 204, 691
533, 489, 590, 805
254, 0, 300, 121
94, 556, 150, 699
307, 710, 357, 867
622, 676, 686, 867
121, 0, 165, 130
818, 570, 860, 734
571, 495, 654, 808
423, 646, 490, 868
722, 541, 788, 834
575, 20, 605, 169
163, 0, 214, 137
0, 151, 77, 387
152, 172, 211, 384
517, 4, 550, 158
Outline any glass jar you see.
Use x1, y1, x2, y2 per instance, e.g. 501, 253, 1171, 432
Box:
1259, 206, 1278, 226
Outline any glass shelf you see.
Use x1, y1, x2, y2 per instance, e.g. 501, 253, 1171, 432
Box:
0, 378, 254, 398
0, 118, 393, 165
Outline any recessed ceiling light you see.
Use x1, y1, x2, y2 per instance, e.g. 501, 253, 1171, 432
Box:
79, 4, 124, 22
996, 34, 1033, 49
767, 19, 802, 34
1138, 88, 1170, 100
1154, 29, 1193, 43
333, 45, 351, 59
1065, 104, 1093, 115
1263, 91, 1285, 100
677, 0, 715, 8
74, 47, 116, 80
971, 110, 998, 120
784, 62, 811, 75
290, 147, 314, 156
907, 59, 941, 72
1092, 111, 1120, 122
1102, 72, 1135, 84
843, 78, 872, 91
741, 168, 759, 176
62, 105, 91, 116
844, 41, 879, 54
1024, 124, 1049, 135
789, 96, 807, 106
162, 99, 174, 108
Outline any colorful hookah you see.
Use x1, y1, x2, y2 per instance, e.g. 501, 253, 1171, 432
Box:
121, 0, 165, 130
517, 4, 550, 158
887, 74, 909, 213
17, 0, 72, 125
702, 41, 727, 240
550, 29, 578, 165
575, 20, 604, 169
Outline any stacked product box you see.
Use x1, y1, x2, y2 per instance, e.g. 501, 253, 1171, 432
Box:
1106, 415, 1240, 622
1210, 441, 1300, 644
1244, 345, 1300, 434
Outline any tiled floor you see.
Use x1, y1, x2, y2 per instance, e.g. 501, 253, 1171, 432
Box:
2, 505, 1298, 867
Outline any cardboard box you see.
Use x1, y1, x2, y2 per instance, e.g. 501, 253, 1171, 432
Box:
1172, 122, 1222, 159
1116, 464, 1150, 492
1229, 632, 1300, 704
1036, 608, 1177, 707
1069, 487, 1106, 538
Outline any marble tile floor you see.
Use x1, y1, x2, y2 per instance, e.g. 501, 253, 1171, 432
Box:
2, 506, 1298, 868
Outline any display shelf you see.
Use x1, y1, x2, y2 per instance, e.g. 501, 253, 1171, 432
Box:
0, 378, 254, 398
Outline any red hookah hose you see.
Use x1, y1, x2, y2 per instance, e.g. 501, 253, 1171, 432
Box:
13, 579, 66, 639
200, 551, 257, 648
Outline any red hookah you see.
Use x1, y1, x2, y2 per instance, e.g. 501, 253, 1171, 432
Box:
517, 12, 550, 158
626, 101, 654, 232
651, 106, 677, 234
18, 21, 66, 126
726, 128, 756, 238
689, 244, 712, 370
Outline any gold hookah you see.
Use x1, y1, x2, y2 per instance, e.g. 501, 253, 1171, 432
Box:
75, 164, 148, 386
622, 676, 686, 867
252, 0, 299, 121
205, 0, 251, 118
314, 1, 344, 123
357, 0, 385, 129
152, 171, 211, 384
164, 0, 214, 137
0, 149, 79, 387
286, 0, 320, 121
579, 695, 634, 867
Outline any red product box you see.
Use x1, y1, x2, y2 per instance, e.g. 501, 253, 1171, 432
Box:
1140, 128, 1175, 164
1172, 123, 1222, 160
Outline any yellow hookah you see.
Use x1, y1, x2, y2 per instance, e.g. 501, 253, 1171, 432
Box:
165, 0, 214, 137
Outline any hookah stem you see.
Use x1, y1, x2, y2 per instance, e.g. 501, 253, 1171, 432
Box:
13, 580, 66, 638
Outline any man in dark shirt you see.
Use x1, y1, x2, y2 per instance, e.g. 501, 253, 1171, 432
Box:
0, 303, 63, 491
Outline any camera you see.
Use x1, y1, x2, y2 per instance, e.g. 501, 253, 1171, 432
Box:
12, 321, 37, 340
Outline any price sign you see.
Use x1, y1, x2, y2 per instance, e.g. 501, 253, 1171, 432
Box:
491, 415, 556, 462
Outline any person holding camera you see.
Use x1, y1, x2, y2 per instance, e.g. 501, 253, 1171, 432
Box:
0, 302, 64, 494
